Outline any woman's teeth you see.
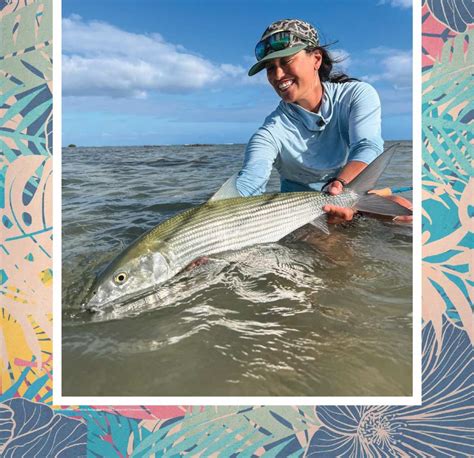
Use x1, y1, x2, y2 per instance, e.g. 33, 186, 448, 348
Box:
278, 80, 293, 90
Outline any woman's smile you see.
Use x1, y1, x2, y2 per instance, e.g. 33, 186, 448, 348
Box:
278, 79, 295, 92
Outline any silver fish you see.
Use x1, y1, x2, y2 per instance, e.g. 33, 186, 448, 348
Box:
83, 145, 411, 312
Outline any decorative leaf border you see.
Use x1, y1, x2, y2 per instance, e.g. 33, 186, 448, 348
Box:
0, 0, 472, 455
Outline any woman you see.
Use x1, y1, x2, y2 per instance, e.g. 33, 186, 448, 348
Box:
236, 19, 411, 223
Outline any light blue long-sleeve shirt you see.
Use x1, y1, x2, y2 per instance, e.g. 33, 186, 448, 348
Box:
236, 81, 384, 196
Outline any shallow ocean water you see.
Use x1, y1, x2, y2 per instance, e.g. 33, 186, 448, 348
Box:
62, 141, 413, 396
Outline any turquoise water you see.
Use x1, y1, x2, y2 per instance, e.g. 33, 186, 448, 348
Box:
62, 141, 413, 396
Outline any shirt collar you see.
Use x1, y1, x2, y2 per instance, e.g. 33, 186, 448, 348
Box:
281, 82, 334, 131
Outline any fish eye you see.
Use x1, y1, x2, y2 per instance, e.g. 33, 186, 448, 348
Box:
113, 272, 128, 285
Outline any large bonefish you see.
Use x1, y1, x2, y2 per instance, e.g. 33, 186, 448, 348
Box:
83, 145, 411, 312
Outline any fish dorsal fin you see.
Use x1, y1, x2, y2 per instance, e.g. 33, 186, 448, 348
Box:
348, 143, 400, 194
209, 172, 241, 201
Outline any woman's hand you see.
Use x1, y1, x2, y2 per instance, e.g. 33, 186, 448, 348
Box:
323, 180, 355, 224
321, 162, 366, 224
375, 195, 413, 223
323, 182, 413, 224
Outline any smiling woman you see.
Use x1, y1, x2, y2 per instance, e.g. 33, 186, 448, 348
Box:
236, 18, 411, 223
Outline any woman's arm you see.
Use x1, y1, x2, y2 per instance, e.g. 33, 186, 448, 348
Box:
236, 128, 279, 196
323, 161, 367, 223
324, 83, 383, 223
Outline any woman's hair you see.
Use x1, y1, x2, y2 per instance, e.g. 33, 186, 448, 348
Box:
306, 46, 359, 83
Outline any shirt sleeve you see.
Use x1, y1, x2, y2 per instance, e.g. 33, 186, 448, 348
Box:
347, 82, 384, 164
236, 127, 279, 196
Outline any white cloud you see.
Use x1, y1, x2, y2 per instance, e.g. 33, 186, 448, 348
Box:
377, 0, 412, 8
330, 48, 352, 72
62, 15, 247, 98
376, 87, 412, 115
362, 48, 412, 89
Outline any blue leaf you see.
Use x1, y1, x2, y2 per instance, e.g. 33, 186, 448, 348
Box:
269, 410, 294, 430
2, 398, 87, 458
20, 59, 45, 79
0, 405, 14, 447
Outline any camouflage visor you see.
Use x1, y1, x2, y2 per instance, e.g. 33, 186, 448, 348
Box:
255, 30, 316, 61
248, 19, 320, 76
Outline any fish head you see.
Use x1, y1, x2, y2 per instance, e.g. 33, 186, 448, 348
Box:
82, 251, 170, 312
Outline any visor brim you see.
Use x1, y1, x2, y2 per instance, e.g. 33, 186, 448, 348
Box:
248, 44, 308, 76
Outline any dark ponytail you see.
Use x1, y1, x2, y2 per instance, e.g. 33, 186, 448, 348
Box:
306, 46, 359, 83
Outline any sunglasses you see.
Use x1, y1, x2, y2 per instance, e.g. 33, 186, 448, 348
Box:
255, 31, 314, 61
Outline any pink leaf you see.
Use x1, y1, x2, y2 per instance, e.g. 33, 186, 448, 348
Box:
92, 405, 188, 420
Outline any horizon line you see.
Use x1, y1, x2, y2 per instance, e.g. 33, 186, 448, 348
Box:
62, 139, 413, 148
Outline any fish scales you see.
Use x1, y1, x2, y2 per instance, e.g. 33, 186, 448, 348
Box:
161, 191, 357, 269
170, 196, 308, 246
174, 199, 314, 252
171, 194, 337, 248
172, 200, 299, 248
155, 192, 338, 247
164, 193, 327, 242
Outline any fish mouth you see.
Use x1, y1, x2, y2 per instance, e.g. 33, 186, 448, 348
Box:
82, 285, 160, 313
81, 296, 103, 314
84, 304, 100, 314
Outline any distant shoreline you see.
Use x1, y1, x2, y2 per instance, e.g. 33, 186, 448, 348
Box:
62, 140, 411, 149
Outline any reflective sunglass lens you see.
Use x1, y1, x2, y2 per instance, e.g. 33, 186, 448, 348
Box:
255, 42, 266, 60
269, 32, 291, 46
255, 32, 294, 61
270, 36, 290, 51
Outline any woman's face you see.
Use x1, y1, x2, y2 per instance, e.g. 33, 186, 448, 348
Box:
265, 50, 322, 111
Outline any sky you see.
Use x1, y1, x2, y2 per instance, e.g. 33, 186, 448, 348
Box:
62, 0, 413, 146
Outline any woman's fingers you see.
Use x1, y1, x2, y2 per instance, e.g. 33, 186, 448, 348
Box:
325, 182, 351, 223
393, 215, 413, 223
327, 181, 344, 195
323, 205, 355, 223
322, 194, 412, 224
386, 195, 413, 223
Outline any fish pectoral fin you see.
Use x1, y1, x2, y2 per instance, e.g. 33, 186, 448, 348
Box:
355, 194, 413, 216
184, 256, 210, 271
209, 172, 241, 201
308, 215, 330, 235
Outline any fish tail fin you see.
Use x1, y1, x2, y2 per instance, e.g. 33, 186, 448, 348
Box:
354, 194, 412, 217
347, 143, 412, 217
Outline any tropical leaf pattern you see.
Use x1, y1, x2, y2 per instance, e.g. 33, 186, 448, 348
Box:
0, 0, 53, 407
423, 0, 473, 33
421, 16, 473, 348
308, 318, 473, 457
0, 398, 86, 456
0, 0, 473, 456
